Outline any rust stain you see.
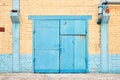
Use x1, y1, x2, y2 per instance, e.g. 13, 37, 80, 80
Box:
80, 36, 85, 39
0, 27, 5, 32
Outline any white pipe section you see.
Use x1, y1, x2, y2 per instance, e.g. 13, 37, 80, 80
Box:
108, 0, 120, 4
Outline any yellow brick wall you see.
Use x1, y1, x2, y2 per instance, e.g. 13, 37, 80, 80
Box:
0, 0, 12, 54
20, 0, 100, 54
109, 5, 120, 54
0, 0, 120, 54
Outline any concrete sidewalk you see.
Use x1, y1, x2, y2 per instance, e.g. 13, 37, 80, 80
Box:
0, 73, 120, 80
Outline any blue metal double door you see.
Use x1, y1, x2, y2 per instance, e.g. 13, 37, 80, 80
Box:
34, 20, 87, 73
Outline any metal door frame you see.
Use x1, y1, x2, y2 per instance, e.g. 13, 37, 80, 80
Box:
29, 15, 92, 73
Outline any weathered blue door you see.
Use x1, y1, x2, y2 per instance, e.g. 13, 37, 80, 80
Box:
60, 20, 86, 72
60, 36, 86, 72
34, 20, 59, 73
30, 16, 91, 73
60, 36, 74, 72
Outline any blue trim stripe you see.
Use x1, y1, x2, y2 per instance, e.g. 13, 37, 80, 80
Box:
29, 15, 92, 20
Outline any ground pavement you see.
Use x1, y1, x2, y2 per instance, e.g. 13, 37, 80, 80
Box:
0, 73, 120, 80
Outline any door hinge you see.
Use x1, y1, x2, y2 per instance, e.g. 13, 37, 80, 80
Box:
59, 47, 62, 54
33, 31, 35, 34
33, 58, 35, 62
85, 57, 87, 63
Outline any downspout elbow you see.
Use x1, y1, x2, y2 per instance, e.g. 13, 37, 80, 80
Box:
97, 14, 103, 24
97, 2, 103, 25
97, 1, 107, 25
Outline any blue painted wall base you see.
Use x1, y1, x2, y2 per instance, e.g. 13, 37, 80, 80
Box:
0, 54, 32, 73
0, 54, 120, 73
109, 54, 120, 73
88, 54, 100, 73
20, 54, 32, 72
89, 54, 120, 73
0, 54, 12, 73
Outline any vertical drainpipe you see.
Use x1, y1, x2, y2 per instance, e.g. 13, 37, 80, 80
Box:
98, 0, 120, 73
97, 0, 110, 73
100, 5, 110, 73
10, 0, 20, 72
